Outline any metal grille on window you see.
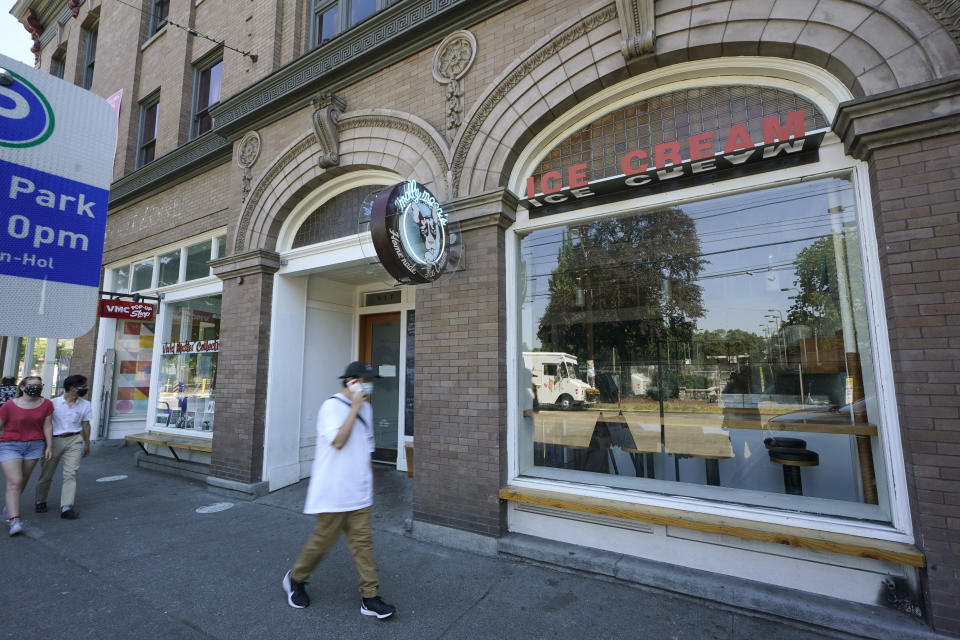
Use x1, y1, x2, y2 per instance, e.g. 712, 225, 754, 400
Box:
292, 186, 383, 248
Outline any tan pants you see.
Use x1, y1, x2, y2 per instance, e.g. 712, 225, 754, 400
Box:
35, 433, 84, 508
291, 506, 379, 598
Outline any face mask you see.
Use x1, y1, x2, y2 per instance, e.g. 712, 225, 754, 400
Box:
76, 388, 88, 397
24, 385, 42, 397
348, 380, 374, 397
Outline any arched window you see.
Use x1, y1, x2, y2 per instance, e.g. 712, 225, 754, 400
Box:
291, 185, 382, 248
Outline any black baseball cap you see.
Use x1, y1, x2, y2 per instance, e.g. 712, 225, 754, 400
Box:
339, 361, 378, 379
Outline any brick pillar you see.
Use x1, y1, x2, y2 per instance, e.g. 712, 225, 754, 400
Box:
70, 326, 98, 383
207, 249, 280, 496
836, 77, 960, 636
412, 189, 517, 537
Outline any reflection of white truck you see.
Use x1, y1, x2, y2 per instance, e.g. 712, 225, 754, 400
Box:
522, 352, 595, 410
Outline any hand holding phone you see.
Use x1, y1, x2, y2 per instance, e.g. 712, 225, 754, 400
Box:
347, 380, 368, 406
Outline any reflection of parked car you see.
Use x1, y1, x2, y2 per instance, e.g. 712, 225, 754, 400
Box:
768, 400, 867, 427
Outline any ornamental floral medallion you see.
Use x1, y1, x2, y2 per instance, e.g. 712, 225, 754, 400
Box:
236, 131, 262, 202
432, 30, 477, 139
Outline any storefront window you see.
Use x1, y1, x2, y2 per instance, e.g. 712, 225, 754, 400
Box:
518, 176, 887, 520
112, 320, 155, 416
156, 296, 220, 432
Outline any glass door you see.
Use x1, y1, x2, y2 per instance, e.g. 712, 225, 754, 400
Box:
360, 312, 401, 463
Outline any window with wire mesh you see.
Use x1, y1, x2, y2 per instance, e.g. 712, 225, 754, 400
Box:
292, 185, 383, 248
531, 86, 829, 187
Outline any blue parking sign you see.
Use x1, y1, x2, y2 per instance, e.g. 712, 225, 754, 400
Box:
0, 55, 116, 338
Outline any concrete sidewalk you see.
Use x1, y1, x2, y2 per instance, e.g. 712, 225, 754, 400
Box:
0, 440, 945, 640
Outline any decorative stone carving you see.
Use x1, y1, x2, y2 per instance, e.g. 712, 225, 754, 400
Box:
451, 5, 617, 192
614, 0, 654, 61
23, 9, 44, 64
236, 131, 262, 202
68, 1, 82, 18
311, 93, 347, 169
432, 30, 477, 139
917, 0, 960, 48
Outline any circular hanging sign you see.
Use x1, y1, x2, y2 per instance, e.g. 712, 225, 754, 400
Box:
370, 180, 450, 284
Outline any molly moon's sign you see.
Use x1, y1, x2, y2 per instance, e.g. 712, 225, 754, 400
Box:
371, 180, 450, 285
521, 110, 826, 217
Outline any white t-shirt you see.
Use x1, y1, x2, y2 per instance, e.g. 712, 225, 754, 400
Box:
303, 392, 375, 514
51, 396, 92, 436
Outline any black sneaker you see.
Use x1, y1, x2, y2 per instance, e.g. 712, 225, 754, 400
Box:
35, 502, 47, 513
60, 507, 79, 520
282, 571, 309, 609
360, 596, 395, 619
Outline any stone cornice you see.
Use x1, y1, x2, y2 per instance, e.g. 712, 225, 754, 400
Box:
108, 134, 233, 209
833, 75, 960, 160
210, 249, 282, 279
449, 188, 519, 232
11, 0, 57, 21
209, 0, 525, 138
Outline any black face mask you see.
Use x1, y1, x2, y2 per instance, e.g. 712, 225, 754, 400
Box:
23, 385, 43, 397
76, 388, 88, 397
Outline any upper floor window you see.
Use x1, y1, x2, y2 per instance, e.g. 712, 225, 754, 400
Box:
191, 56, 222, 138
51, 53, 65, 80
138, 95, 159, 167
311, 0, 396, 48
82, 25, 97, 89
150, 0, 169, 35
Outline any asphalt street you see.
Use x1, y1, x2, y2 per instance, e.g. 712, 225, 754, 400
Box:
0, 440, 940, 640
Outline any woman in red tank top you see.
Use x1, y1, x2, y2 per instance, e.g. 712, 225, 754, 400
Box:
0, 376, 54, 536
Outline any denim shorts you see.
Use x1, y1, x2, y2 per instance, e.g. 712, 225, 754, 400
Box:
0, 439, 44, 462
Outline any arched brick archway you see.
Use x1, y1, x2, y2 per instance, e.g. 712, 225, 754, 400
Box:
235, 109, 450, 253
452, 0, 960, 197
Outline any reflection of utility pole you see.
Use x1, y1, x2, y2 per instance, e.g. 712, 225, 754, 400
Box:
575, 228, 596, 388
765, 314, 786, 364
576, 274, 595, 380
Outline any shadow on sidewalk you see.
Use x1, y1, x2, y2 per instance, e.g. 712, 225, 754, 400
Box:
253, 462, 413, 536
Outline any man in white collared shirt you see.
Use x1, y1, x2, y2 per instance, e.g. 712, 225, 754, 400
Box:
34, 375, 91, 520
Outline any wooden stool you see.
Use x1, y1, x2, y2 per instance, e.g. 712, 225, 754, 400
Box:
768, 447, 819, 495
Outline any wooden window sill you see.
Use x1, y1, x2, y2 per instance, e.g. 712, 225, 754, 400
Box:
499, 486, 924, 567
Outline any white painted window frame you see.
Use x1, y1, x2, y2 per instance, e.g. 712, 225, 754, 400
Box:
503, 58, 913, 544
145, 279, 223, 439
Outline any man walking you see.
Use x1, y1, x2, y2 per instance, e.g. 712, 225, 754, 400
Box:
35, 375, 91, 519
282, 361, 395, 620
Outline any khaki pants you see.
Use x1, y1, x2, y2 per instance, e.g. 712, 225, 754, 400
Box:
35, 433, 84, 508
291, 506, 379, 598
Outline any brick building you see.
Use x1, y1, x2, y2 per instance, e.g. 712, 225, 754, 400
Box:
8, 0, 960, 634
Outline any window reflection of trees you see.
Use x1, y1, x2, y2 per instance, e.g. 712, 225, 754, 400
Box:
537, 208, 706, 375
520, 177, 884, 511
